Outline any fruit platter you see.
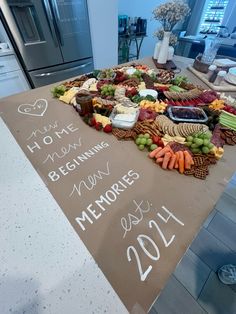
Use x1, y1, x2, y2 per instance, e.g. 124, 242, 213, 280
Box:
51, 64, 236, 180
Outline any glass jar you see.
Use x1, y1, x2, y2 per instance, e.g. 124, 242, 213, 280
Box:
201, 38, 221, 65
207, 64, 217, 80
75, 91, 93, 116
214, 70, 227, 86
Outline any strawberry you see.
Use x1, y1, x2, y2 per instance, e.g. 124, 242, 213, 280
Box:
88, 117, 96, 127
95, 122, 103, 131
103, 124, 112, 133
152, 135, 161, 145
157, 139, 164, 148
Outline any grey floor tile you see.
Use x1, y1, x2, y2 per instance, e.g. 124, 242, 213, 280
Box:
190, 228, 236, 272
203, 209, 217, 228
215, 192, 236, 224
198, 271, 236, 314
207, 212, 236, 251
224, 181, 236, 201
174, 249, 211, 299
230, 284, 236, 293
230, 172, 236, 185
148, 307, 158, 314
152, 275, 206, 314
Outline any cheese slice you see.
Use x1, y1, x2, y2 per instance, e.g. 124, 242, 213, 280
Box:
89, 83, 98, 92
59, 88, 78, 104
138, 82, 146, 91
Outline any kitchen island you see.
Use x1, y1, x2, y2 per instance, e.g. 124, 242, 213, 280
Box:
0, 56, 236, 314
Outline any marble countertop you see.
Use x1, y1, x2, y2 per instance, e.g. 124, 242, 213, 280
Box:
0, 120, 128, 314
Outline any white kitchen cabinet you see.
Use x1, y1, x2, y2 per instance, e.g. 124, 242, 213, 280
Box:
0, 70, 29, 98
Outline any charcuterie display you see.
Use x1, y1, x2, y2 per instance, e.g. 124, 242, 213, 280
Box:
52, 64, 236, 180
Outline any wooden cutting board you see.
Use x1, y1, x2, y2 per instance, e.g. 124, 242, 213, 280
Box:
188, 65, 236, 92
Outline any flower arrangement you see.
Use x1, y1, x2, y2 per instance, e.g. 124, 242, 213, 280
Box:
154, 29, 178, 46
153, 0, 190, 32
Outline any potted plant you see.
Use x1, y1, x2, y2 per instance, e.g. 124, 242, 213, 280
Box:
153, 0, 190, 64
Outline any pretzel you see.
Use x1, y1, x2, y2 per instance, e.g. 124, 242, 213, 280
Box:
112, 128, 137, 140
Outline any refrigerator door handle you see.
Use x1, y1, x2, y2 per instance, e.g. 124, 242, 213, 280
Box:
50, 0, 64, 46
33, 62, 92, 78
43, 0, 59, 47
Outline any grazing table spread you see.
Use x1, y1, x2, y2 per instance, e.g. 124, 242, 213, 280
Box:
0, 56, 236, 314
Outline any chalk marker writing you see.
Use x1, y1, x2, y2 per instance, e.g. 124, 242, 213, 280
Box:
27, 121, 58, 140
43, 138, 82, 164
69, 161, 110, 197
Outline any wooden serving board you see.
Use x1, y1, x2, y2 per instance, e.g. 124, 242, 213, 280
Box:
188, 65, 236, 92
152, 57, 177, 70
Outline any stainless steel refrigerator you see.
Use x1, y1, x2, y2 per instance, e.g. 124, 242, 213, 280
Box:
1, 0, 94, 87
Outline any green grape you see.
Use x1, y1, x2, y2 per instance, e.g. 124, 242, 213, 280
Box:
202, 146, 210, 154
150, 144, 158, 151
185, 142, 192, 147
138, 144, 145, 150
140, 138, 147, 145
146, 139, 153, 146
191, 148, 201, 154
203, 139, 210, 146
194, 138, 204, 146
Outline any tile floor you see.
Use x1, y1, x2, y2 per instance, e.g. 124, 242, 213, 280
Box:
149, 172, 236, 314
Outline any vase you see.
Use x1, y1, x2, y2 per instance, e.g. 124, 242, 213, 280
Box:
154, 41, 174, 61
167, 45, 174, 61
157, 31, 171, 64
153, 41, 161, 59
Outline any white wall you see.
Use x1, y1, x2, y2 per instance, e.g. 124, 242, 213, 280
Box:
87, 0, 118, 69
118, 0, 164, 58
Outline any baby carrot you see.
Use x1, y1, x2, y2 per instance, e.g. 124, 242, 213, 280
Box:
162, 152, 172, 169
178, 151, 185, 174
156, 157, 164, 164
155, 145, 172, 159
184, 150, 194, 165
183, 151, 192, 169
174, 152, 179, 169
168, 154, 176, 170
149, 147, 162, 159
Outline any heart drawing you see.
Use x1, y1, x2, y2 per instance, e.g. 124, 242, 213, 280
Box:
18, 99, 48, 117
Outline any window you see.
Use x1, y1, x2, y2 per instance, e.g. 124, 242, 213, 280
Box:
198, 0, 229, 34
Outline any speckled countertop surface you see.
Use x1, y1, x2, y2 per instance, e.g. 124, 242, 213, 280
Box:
0, 118, 128, 314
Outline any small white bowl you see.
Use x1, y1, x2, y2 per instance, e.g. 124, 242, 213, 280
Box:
225, 67, 236, 85
126, 68, 137, 75
139, 89, 158, 99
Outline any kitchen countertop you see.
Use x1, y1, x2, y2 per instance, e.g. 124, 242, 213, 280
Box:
0, 109, 128, 314
179, 35, 236, 47
0, 56, 235, 314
